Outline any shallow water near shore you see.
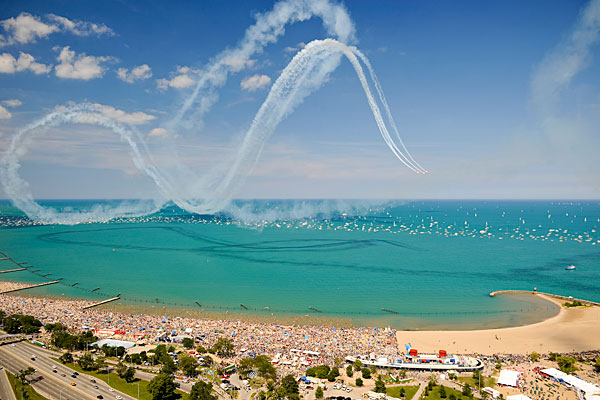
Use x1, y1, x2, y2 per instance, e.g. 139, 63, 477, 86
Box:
0, 200, 598, 330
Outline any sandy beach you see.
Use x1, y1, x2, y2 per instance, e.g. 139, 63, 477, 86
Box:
396, 293, 600, 354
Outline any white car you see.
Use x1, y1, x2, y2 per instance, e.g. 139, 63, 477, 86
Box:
109, 388, 115, 392
116, 396, 123, 400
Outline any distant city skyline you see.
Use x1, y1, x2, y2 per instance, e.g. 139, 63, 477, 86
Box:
1, 0, 599, 201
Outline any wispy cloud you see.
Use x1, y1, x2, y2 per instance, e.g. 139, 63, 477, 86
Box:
2, 99, 22, 107
0, 12, 114, 48
531, 0, 600, 116
117, 64, 152, 83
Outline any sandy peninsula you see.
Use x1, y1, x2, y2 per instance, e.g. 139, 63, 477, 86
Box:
396, 293, 600, 354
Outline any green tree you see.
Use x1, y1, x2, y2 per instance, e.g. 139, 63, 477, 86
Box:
374, 378, 386, 393
369, 365, 377, 375
116, 362, 128, 378
160, 354, 177, 374
530, 352, 540, 362
549, 352, 560, 362
190, 381, 216, 400
182, 337, 195, 349
279, 375, 300, 400
124, 367, 136, 383
327, 366, 340, 382
315, 386, 324, 399
361, 367, 371, 379
353, 359, 363, 371
557, 356, 577, 373
148, 374, 177, 400
495, 362, 502, 370
59, 352, 73, 364
439, 385, 447, 399
449, 393, 456, 400
238, 355, 276, 380
77, 353, 95, 371
355, 377, 363, 387
17, 367, 36, 384
594, 358, 600, 373
212, 337, 234, 356
180, 354, 198, 377
45, 322, 67, 332
346, 365, 353, 377
202, 355, 213, 366
400, 388, 406, 398
462, 384, 473, 398
306, 365, 330, 379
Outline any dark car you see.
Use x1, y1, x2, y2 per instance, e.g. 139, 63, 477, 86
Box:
91, 379, 96, 383
97, 396, 104, 399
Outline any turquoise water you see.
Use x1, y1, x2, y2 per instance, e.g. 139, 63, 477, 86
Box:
1, 200, 598, 329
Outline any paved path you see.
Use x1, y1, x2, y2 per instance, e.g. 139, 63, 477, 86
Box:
0, 369, 17, 400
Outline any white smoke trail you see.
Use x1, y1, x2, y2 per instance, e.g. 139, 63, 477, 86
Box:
0, 1, 426, 224
531, 0, 600, 117
169, 0, 356, 131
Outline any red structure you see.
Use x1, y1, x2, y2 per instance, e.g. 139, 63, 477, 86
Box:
439, 350, 447, 358
409, 349, 418, 356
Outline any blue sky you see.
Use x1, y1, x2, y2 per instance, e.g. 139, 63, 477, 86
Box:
0, 0, 599, 201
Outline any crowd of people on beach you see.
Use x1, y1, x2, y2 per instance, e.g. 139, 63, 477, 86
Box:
0, 292, 399, 371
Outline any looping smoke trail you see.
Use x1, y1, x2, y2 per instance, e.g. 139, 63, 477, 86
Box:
0, 2, 426, 224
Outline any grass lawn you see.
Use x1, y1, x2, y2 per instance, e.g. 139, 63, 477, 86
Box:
458, 376, 496, 388
387, 385, 420, 400
6, 371, 49, 400
63, 362, 189, 400
422, 385, 467, 400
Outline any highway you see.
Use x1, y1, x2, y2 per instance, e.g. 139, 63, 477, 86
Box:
0, 341, 136, 400
0, 368, 17, 400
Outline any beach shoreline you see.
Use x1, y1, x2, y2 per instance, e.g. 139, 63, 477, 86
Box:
0, 280, 564, 331
396, 292, 600, 354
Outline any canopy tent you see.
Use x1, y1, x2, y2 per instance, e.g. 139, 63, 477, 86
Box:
507, 395, 532, 400
498, 370, 520, 387
540, 368, 600, 400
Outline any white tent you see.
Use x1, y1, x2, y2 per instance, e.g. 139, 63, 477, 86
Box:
498, 370, 520, 387
540, 368, 600, 399
507, 395, 532, 400
483, 387, 501, 398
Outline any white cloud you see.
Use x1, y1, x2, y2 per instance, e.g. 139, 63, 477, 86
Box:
0, 105, 11, 119
0, 13, 58, 46
156, 66, 198, 91
91, 103, 156, 125
54, 46, 113, 80
117, 64, 152, 83
0, 52, 51, 74
2, 99, 22, 107
149, 128, 171, 137
284, 42, 306, 53
47, 14, 114, 37
222, 55, 256, 72
0, 12, 113, 47
240, 74, 271, 91
54, 102, 156, 125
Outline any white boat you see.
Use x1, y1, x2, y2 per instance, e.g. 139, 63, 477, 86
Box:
566, 265, 576, 270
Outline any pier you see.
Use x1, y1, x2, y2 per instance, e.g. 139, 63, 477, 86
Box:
381, 308, 399, 314
489, 290, 600, 306
240, 304, 248, 310
82, 296, 121, 310
0, 280, 60, 294
0, 268, 27, 274
308, 306, 322, 313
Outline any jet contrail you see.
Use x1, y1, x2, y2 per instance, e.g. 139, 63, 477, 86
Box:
0, 1, 426, 224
